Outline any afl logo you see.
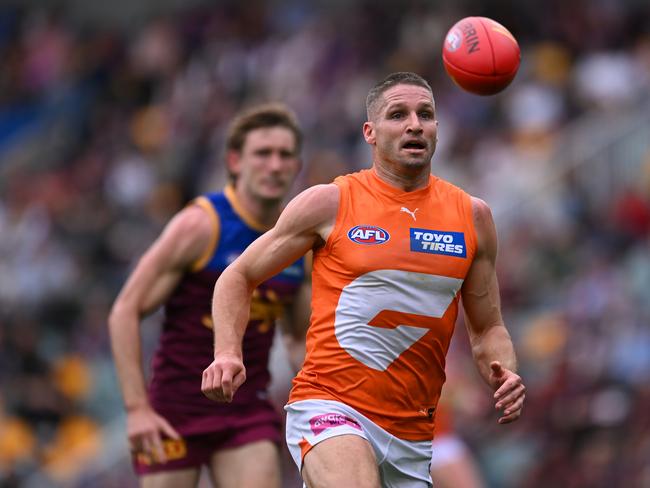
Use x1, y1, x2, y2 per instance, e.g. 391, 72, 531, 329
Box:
445, 29, 461, 52
347, 225, 390, 245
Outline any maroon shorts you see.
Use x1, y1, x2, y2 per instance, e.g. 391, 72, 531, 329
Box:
132, 418, 281, 475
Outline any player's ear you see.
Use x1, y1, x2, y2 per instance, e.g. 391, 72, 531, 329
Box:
226, 150, 242, 178
363, 121, 376, 145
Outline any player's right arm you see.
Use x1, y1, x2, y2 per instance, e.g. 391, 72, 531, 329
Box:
108, 204, 213, 461
202, 184, 339, 403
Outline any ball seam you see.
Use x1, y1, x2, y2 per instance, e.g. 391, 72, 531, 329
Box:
478, 17, 497, 75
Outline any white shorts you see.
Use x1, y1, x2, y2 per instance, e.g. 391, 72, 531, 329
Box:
285, 399, 433, 488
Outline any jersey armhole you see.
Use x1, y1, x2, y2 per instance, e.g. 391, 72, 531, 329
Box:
320, 181, 347, 256
189, 196, 221, 272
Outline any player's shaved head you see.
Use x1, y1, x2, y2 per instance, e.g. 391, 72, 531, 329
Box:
366, 72, 434, 121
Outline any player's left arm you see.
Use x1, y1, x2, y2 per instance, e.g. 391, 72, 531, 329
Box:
279, 256, 312, 372
461, 197, 525, 424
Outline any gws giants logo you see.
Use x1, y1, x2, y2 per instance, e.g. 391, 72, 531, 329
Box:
348, 225, 390, 245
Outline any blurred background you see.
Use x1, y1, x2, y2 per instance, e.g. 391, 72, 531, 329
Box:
1, 0, 649, 486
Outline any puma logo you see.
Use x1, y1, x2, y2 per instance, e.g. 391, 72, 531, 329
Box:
418, 406, 435, 419
400, 207, 418, 221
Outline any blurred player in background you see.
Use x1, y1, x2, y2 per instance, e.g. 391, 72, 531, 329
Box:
201, 72, 526, 487
108, 103, 310, 488
430, 403, 485, 488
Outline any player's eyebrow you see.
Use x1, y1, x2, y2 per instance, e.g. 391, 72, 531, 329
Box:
384, 100, 435, 113
253, 146, 296, 157
385, 101, 406, 111
416, 102, 435, 113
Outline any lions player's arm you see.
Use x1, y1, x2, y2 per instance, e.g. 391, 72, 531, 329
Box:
109, 204, 213, 411
280, 254, 312, 372
203, 185, 338, 402
460, 197, 525, 424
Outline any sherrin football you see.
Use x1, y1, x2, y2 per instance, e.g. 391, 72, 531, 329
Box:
442, 16, 520, 96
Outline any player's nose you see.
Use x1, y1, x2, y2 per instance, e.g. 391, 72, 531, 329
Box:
406, 112, 423, 133
267, 151, 284, 170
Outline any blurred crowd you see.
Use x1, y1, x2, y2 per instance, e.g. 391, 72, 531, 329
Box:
1, 0, 649, 486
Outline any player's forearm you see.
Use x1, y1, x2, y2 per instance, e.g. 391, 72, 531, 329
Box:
108, 307, 150, 410
469, 324, 517, 386
211, 267, 253, 358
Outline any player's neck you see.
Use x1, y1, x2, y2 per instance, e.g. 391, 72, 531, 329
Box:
234, 186, 282, 228
373, 161, 430, 192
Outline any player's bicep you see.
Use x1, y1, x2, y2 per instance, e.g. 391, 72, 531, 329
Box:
234, 224, 316, 286
115, 206, 213, 316
125, 248, 185, 316
461, 255, 503, 336
461, 197, 504, 336
231, 184, 338, 287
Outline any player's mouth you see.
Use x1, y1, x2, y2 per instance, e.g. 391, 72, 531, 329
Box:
260, 178, 287, 192
401, 139, 427, 154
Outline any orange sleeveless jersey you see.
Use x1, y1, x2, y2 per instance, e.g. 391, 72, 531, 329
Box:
289, 169, 478, 441
432, 403, 454, 438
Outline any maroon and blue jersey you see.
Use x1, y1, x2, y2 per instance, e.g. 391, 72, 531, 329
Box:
148, 185, 305, 435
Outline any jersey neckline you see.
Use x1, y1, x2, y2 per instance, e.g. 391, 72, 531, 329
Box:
224, 184, 273, 232
367, 167, 438, 201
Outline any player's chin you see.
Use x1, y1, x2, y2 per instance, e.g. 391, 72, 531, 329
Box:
400, 147, 433, 162
257, 185, 288, 201
399, 155, 430, 168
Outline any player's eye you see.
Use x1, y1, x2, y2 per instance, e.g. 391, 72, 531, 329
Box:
419, 111, 433, 120
389, 112, 403, 120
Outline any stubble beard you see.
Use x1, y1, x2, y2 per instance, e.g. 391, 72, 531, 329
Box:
397, 146, 434, 170
243, 178, 286, 207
